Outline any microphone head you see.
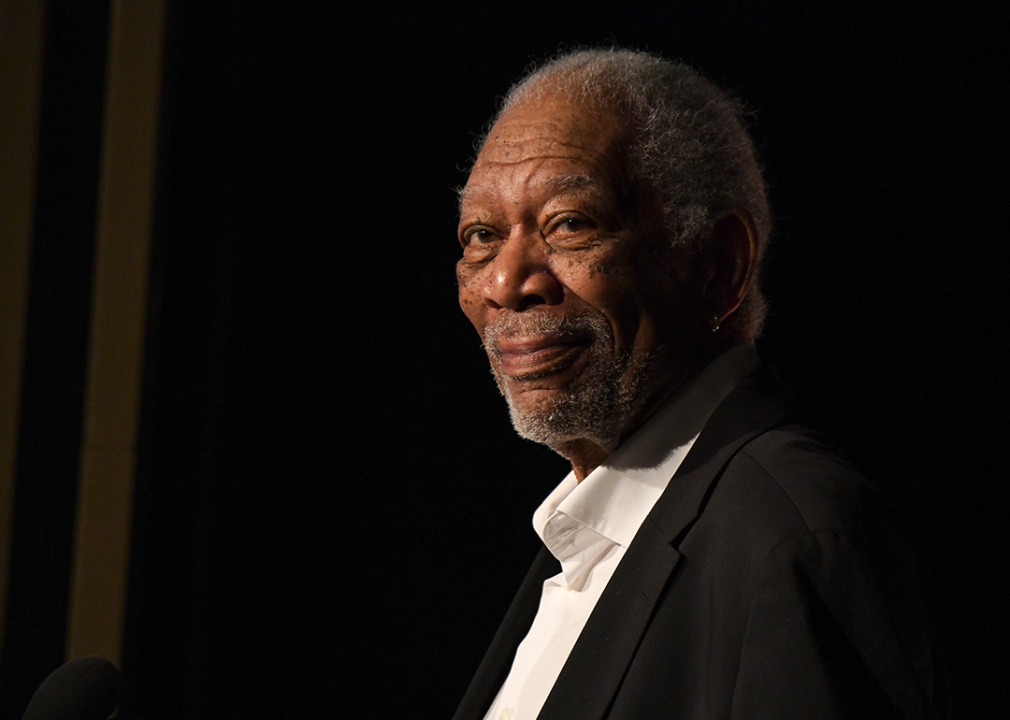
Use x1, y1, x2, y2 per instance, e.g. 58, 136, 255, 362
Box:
22, 656, 121, 720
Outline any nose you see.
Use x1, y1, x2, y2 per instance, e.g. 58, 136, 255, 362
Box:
483, 230, 564, 311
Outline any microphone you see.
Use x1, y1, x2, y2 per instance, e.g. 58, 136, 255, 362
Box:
22, 656, 121, 720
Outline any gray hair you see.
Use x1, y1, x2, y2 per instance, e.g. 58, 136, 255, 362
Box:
478, 48, 772, 336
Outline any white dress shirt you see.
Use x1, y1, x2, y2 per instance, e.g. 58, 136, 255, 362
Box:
484, 344, 760, 720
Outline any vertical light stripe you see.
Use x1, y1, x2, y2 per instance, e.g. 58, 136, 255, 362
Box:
67, 0, 165, 664
0, 0, 46, 655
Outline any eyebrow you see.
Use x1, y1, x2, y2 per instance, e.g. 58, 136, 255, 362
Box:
457, 173, 605, 213
543, 173, 605, 195
456, 184, 477, 213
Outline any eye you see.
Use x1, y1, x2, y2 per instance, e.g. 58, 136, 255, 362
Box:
467, 227, 497, 245
546, 214, 591, 237
459, 224, 501, 253
557, 216, 587, 233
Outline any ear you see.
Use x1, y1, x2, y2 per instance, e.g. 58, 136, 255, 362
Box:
702, 209, 758, 327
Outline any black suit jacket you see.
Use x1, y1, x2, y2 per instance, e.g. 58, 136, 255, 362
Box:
454, 369, 937, 720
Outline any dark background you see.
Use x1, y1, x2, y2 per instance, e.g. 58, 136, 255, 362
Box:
6, 1, 1007, 718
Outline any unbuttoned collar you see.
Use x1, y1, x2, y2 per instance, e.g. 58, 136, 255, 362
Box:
532, 344, 760, 587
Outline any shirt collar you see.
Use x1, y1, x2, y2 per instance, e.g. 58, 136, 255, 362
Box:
533, 344, 760, 574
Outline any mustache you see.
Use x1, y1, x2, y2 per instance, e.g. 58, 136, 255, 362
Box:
482, 311, 610, 357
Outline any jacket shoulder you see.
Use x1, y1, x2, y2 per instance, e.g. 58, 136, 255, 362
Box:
731, 423, 888, 538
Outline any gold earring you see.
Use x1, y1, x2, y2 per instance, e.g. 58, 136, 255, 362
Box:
711, 314, 722, 333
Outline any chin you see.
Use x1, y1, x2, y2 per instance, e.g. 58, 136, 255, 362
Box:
498, 351, 656, 454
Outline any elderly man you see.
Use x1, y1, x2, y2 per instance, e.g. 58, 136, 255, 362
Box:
453, 49, 936, 720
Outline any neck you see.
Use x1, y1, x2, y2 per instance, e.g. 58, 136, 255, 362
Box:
555, 439, 613, 483
558, 336, 746, 482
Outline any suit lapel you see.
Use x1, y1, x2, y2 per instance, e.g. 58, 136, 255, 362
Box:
538, 368, 795, 719
453, 546, 558, 720
652, 366, 795, 541
537, 518, 681, 719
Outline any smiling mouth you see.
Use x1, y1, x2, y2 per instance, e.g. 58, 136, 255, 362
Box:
492, 335, 591, 380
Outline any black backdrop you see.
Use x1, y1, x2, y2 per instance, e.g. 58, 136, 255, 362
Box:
111, 2, 1006, 718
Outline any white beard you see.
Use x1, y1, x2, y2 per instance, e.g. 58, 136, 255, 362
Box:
482, 311, 654, 454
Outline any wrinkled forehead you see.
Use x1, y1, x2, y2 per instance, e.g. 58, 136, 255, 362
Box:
477, 116, 590, 166
458, 169, 608, 213
461, 99, 632, 206
479, 96, 629, 166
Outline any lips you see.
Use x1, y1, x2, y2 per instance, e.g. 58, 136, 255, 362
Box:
491, 334, 590, 379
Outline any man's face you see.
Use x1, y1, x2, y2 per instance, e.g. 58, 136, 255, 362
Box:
456, 95, 706, 453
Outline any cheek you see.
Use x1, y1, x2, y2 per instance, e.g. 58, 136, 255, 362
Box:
456, 263, 487, 331
549, 250, 635, 297
458, 292, 483, 323
553, 246, 691, 354
550, 254, 644, 344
